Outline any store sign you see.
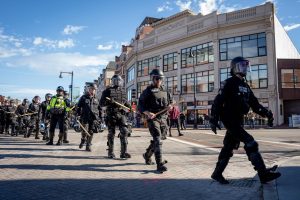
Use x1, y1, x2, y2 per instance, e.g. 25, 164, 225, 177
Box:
187, 105, 212, 110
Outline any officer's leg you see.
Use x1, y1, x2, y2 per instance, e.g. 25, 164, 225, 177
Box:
47, 115, 58, 145
211, 131, 236, 184
85, 121, 94, 152
35, 119, 40, 139
10, 120, 16, 136
241, 129, 281, 183
79, 123, 88, 149
148, 119, 167, 173
63, 118, 69, 143
56, 115, 64, 145
168, 118, 172, 137
118, 115, 131, 159
107, 120, 116, 158
5, 119, 10, 134
143, 140, 155, 165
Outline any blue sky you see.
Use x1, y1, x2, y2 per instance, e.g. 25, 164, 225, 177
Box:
0, 0, 300, 101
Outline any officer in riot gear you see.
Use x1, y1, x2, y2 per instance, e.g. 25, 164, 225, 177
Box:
5, 99, 17, 136
39, 93, 52, 140
100, 75, 132, 159
77, 83, 101, 151
15, 98, 30, 137
210, 56, 281, 184
0, 101, 6, 134
28, 96, 41, 139
63, 90, 71, 143
138, 69, 172, 173
46, 86, 69, 145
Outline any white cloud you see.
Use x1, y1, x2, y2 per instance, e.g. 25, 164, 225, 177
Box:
175, 0, 192, 11
5, 52, 115, 77
97, 44, 113, 50
198, 0, 217, 15
58, 39, 75, 48
157, 1, 173, 12
33, 37, 75, 49
62, 25, 86, 35
284, 24, 300, 31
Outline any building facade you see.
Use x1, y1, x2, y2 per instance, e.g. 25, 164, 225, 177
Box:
120, 2, 299, 126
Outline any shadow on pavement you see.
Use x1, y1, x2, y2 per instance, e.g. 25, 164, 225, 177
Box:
277, 166, 300, 200
0, 178, 261, 200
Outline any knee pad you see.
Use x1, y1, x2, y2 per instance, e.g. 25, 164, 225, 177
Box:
244, 140, 259, 153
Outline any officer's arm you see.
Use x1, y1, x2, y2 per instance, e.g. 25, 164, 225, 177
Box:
248, 89, 270, 117
100, 89, 110, 106
138, 89, 149, 114
211, 82, 228, 121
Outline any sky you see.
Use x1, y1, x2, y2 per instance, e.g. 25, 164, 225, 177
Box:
0, 0, 300, 101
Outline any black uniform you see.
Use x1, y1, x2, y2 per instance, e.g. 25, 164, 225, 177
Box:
77, 94, 101, 151
179, 113, 186, 130
100, 85, 131, 158
28, 102, 41, 138
138, 85, 172, 169
39, 100, 50, 140
210, 75, 277, 183
63, 98, 71, 143
5, 105, 17, 135
15, 104, 29, 137
0, 105, 6, 134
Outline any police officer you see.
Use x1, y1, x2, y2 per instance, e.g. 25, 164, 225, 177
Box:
77, 83, 101, 151
15, 98, 30, 137
63, 90, 71, 143
46, 86, 69, 145
138, 69, 172, 173
0, 101, 6, 134
39, 93, 52, 140
28, 96, 41, 139
5, 99, 17, 136
210, 56, 281, 184
100, 75, 131, 159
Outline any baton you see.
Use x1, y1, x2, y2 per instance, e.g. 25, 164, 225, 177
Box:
105, 97, 135, 113
76, 119, 91, 137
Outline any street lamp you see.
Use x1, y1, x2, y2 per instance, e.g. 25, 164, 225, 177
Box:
189, 49, 197, 129
59, 71, 74, 103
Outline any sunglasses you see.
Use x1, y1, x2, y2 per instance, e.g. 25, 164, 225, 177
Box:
154, 77, 163, 81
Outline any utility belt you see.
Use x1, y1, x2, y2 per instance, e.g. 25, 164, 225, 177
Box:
50, 108, 65, 115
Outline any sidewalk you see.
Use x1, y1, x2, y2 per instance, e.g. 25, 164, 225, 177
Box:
0, 129, 296, 200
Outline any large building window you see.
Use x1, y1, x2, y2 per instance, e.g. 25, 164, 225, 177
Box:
137, 56, 160, 77
281, 69, 300, 88
126, 65, 135, 83
163, 52, 178, 72
220, 64, 268, 89
181, 42, 213, 68
137, 81, 151, 98
247, 64, 268, 89
181, 70, 214, 94
219, 32, 266, 61
165, 76, 178, 95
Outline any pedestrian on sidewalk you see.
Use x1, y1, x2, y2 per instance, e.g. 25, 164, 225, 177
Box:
179, 112, 186, 130
209, 56, 281, 184
168, 105, 183, 137
138, 69, 172, 173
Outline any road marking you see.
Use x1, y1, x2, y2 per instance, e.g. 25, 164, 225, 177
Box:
167, 137, 220, 153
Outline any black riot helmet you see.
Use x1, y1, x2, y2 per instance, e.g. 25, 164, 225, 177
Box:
64, 90, 69, 97
111, 75, 123, 87
150, 69, 164, 82
32, 95, 41, 104
45, 93, 52, 101
56, 86, 64, 92
230, 56, 250, 77
22, 98, 29, 106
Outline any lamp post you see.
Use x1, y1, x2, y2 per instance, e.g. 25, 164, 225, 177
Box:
59, 71, 74, 103
189, 49, 197, 129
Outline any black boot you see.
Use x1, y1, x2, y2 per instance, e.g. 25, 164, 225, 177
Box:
259, 170, 281, 184
211, 158, 230, 184
79, 138, 85, 149
46, 139, 53, 145
120, 153, 131, 159
108, 152, 116, 159
63, 140, 69, 143
143, 153, 154, 165
86, 144, 91, 152
157, 163, 168, 173
56, 139, 62, 146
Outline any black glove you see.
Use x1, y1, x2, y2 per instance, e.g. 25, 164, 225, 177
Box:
266, 110, 274, 127
209, 118, 221, 134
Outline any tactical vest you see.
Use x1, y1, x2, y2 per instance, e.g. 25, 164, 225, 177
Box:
147, 86, 169, 113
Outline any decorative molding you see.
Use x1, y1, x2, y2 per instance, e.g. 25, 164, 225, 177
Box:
226, 7, 256, 21
157, 20, 185, 34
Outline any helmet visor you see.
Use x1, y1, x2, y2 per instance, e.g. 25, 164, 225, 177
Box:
235, 60, 250, 76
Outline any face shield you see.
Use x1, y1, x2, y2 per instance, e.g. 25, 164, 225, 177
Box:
234, 60, 251, 77
112, 76, 123, 87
